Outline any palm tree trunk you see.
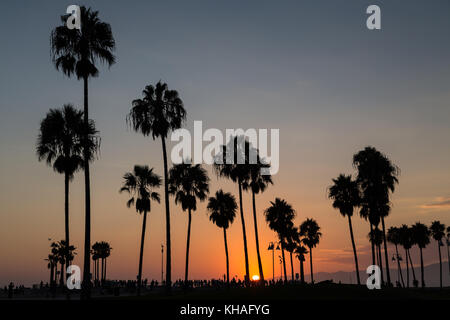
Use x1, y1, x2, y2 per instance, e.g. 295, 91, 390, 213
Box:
50, 264, 54, 288
101, 258, 104, 285
104, 258, 107, 282
289, 252, 294, 282
161, 137, 171, 292
381, 217, 391, 285
299, 258, 305, 284
347, 216, 361, 285
60, 262, 65, 287
82, 75, 91, 299
370, 223, 376, 266
309, 247, 314, 284
438, 242, 442, 289
223, 228, 230, 285
377, 244, 384, 284
64, 172, 70, 282
238, 181, 250, 286
251, 190, 264, 284
408, 250, 416, 285
395, 244, 405, 287
280, 241, 287, 283
405, 248, 409, 287
137, 210, 148, 296
419, 247, 425, 288
184, 208, 192, 287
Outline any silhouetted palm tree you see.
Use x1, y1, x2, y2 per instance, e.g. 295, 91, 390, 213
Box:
295, 245, 308, 284
387, 227, 405, 287
353, 146, 399, 286
51, 6, 115, 298
128, 82, 185, 290
169, 162, 209, 287
368, 227, 384, 283
120, 165, 161, 295
284, 226, 299, 282
328, 174, 361, 285
299, 218, 322, 284
399, 224, 415, 287
214, 136, 253, 285
91, 243, 101, 285
264, 198, 296, 283
207, 190, 237, 285
411, 222, 430, 288
37, 105, 86, 275
97, 241, 111, 284
430, 221, 446, 289
242, 157, 273, 284
45, 252, 59, 290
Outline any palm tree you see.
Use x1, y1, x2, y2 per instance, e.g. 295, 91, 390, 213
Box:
299, 218, 322, 284
328, 174, 361, 285
168, 162, 209, 287
295, 245, 308, 284
411, 222, 430, 288
120, 165, 161, 295
207, 190, 237, 285
214, 136, 253, 285
264, 198, 296, 283
242, 157, 273, 284
387, 227, 405, 287
430, 221, 446, 289
97, 241, 112, 284
398, 224, 416, 287
128, 82, 186, 290
353, 146, 399, 286
51, 6, 116, 298
37, 105, 87, 276
368, 227, 384, 283
91, 243, 101, 285
284, 226, 299, 282
45, 253, 59, 290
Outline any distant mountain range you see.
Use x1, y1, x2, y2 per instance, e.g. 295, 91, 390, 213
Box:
310, 260, 450, 288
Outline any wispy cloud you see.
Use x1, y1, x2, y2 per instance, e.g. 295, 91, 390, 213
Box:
420, 196, 450, 209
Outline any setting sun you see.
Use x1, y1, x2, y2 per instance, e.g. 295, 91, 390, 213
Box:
252, 275, 260, 281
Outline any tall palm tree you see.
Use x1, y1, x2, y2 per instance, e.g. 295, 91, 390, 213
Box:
128, 82, 186, 290
353, 146, 399, 286
37, 105, 87, 276
91, 243, 101, 285
299, 218, 322, 284
411, 222, 430, 288
295, 244, 308, 284
242, 157, 273, 284
214, 136, 253, 285
207, 190, 237, 285
120, 165, 161, 295
264, 198, 296, 283
51, 6, 116, 298
430, 221, 446, 289
328, 174, 361, 285
387, 227, 405, 287
168, 162, 209, 286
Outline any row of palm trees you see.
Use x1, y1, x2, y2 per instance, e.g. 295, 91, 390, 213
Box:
328, 146, 450, 288
91, 241, 112, 285
45, 240, 75, 288
387, 223, 450, 289
328, 146, 399, 286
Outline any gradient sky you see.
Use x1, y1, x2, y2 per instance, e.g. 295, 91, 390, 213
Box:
1, 0, 450, 286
